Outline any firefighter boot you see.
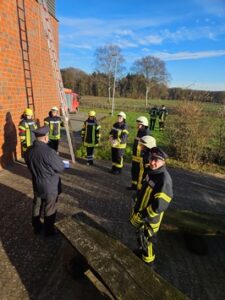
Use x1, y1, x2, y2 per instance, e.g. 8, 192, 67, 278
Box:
109, 166, 116, 173
32, 216, 43, 235
44, 213, 56, 236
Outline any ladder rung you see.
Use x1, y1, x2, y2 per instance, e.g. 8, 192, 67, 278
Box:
17, 6, 25, 11
19, 17, 25, 22
24, 68, 31, 71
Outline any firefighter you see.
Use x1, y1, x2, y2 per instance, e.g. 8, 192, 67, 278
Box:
136, 135, 157, 192
158, 105, 168, 130
109, 111, 129, 175
149, 105, 158, 130
25, 126, 64, 236
127, 116, 150, 190
130, 147, 173, 266
44, 106, 61, 152
81, 111, 101, 165
18, 108, 37, 156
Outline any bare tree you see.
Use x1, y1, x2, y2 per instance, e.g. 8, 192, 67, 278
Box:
95, 44, 125, 102
132, 56, 170, 106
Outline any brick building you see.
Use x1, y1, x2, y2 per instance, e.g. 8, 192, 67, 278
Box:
0, 0, 59, 168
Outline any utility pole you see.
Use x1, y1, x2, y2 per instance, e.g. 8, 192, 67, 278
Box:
111, 54, 118, 116
145, 86, 149, 107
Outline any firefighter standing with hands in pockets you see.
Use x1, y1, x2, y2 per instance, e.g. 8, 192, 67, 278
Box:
130, 147, 173, 267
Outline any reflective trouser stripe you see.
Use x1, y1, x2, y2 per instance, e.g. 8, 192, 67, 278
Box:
137, 160, 144, 190
86, 147, 94, 161
112, 157, 123, 168
131, 160, 141, 187
112, 148, 124, 168
130, 212, 143, 228
142, 242, 155, 263
132, 156, 142, 163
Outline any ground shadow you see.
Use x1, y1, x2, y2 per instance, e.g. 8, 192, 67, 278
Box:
1, 112, 17, 168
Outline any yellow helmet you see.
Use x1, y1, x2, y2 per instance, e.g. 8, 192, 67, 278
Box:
89, 110, 96, 117
24, 108, 33, 116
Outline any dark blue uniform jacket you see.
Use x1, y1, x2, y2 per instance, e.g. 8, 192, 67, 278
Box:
25, 141, 64, 199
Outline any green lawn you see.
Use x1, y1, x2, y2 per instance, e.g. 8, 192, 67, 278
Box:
77, 96, 225, 175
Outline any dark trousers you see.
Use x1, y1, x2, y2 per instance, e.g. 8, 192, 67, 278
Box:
32, 194, 58, 235
111, 148, 124, 171
159, 120, 165, 130
86, 147, 94, 164
149, 118, 156, 130
131, 160, 140, 187
137, 229, 157, 264
48, 140, 59, 152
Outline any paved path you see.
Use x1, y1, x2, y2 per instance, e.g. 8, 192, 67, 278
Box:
0, 111, 225, 299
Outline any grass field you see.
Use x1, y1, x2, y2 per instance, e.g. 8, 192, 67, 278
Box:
77, 96, 225, 175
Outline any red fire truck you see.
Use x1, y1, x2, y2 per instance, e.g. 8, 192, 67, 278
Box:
64, 88, 80, 113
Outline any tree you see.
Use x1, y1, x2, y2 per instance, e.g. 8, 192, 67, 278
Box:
61, 67, 89, 95
95, 44, 125, 102
132, 56, 169, 106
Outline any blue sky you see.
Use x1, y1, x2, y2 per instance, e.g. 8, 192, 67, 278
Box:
56, 0, 225, 91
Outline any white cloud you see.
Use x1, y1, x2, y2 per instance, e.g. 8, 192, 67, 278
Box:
139, 34, 163, 45
171, 81, 225, 91
154, 50, 225, 61
195, 0, 225, 17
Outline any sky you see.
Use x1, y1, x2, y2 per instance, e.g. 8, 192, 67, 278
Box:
56, 0, 225, 91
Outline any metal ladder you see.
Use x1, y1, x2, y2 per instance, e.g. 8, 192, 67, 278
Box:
16, 0, 35, 114
38, 0, 75, 162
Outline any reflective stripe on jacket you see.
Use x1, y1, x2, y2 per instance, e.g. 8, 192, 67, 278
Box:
19, 119, 37, 151
130, 165, 173, 232
109, 122, 128, 149
44, 116, 61, 140
81, 119, 101, 147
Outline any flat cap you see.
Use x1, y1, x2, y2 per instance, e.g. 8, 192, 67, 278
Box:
150, 147, 168, 161
33, 126, 49, 137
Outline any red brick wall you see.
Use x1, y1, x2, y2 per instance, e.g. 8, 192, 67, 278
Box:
0, 0, 59, 168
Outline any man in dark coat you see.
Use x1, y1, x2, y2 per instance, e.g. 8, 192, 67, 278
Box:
25, 126, 64, 236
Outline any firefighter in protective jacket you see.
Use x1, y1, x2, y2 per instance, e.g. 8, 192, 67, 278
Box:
130, 147, 173, 265
109, 112, 128, 175
158, 105, 168, 130
44, 106, 61, 152
81, 111, 101, 165
127, 116, 150, 190
136, 135, 157, 192
18, 108, 37, 156
149, 105, 158, 130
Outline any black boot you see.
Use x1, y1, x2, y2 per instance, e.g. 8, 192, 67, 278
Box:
44, 213, 56, 236
127, 184, 137, 190
112, 167, 121, 175
32, 216, 43, 235
109, 166, 116, 173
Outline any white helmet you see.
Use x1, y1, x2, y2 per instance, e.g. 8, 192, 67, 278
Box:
118, 111, 126, 120
136, 116, 148, 127
51, 106, 59, 111
139, 135, 156, 149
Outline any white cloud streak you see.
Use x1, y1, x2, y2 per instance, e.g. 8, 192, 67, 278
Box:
153, 50, 225, 61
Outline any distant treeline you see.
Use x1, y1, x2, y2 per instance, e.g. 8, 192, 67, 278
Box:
61, 67, 225, 104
